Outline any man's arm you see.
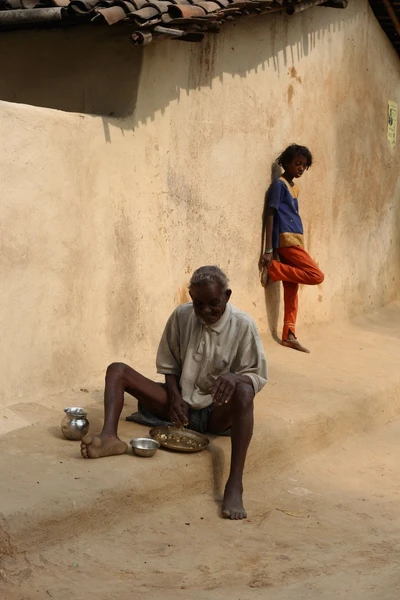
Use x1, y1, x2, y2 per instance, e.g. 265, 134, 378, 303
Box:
165, 374, 188, 426
234, 375, 253, 386
156, 309, 188, 426
211, 324, 268, 406
156, 311, 182, 375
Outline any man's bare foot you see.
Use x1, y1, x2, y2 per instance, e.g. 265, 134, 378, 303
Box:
80, 433, 128, 459
282, 338, 310, 353
222, 480, 247, 520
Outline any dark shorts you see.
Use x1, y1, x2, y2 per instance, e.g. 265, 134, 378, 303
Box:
126, 384, 230, 436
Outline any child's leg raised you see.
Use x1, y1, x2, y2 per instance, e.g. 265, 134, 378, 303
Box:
269, 246, 324, 286
270, 246, 323, 352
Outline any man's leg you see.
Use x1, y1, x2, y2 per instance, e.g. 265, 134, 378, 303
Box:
81, 363, 169, 459
208, 382, 254, 520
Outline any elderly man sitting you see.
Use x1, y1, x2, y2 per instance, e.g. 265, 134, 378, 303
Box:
81, 265, 267, 519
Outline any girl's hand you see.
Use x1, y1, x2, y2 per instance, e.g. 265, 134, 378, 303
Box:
261, 251, 273, 268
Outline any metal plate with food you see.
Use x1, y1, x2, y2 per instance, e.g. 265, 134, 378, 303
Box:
149, 426, 210, 453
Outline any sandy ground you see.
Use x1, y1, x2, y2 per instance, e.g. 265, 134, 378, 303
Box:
2, 419, 400, 600
2, 303, 400, 599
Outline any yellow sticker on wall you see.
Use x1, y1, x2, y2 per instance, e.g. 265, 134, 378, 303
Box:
387, 100, 397, 148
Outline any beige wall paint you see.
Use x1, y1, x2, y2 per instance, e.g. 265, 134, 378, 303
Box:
0, 0, 399, 404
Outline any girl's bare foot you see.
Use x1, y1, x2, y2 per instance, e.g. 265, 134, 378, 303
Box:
80, 433, 128, 458
282, 333, 310, 353
222, 480, 247, 520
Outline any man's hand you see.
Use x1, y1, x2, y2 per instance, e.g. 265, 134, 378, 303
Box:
211, 373, 239, 406
168, 394, 189, 427
165, 374, 189, 427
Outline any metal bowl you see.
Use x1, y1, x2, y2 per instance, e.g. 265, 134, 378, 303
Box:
130, 437, 160, 457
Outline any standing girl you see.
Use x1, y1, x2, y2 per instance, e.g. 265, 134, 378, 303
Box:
259, 144, 324, 353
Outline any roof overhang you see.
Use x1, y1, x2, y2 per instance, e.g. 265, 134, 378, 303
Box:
0, 0, 348, 46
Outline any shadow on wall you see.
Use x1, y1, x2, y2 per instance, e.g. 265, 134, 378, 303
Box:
0, 7, 354, 119
261, 162, 283, 343
0, 25, 143, 117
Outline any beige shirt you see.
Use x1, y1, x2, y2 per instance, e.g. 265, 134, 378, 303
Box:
156, 302, 268, 410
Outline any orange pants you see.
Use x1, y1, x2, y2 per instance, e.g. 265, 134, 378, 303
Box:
268, 246, 324, 341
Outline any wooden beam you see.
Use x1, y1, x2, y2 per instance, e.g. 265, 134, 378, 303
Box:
382, 0, 400, 37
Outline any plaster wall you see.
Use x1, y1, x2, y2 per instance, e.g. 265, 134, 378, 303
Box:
0, 0, 399, 403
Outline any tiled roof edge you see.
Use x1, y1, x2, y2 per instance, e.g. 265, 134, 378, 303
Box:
0, 0, 349, 44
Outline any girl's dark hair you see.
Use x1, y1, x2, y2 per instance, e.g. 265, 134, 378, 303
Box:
277, 144, 313, 169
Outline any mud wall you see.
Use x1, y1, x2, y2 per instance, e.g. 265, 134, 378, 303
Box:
0, 0, 399, 403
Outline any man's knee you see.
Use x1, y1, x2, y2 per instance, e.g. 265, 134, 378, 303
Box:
106, 362, 128, 381
316, 270, 324, 285
233, 382, 255, 410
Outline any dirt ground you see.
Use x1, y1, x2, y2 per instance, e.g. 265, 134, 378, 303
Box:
2, 303, 400, 599
2, 418, 400, 600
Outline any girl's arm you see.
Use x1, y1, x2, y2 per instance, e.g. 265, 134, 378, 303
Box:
260, 207, 276, 268
264, 207, 275, 251
259, 180, 281, 271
